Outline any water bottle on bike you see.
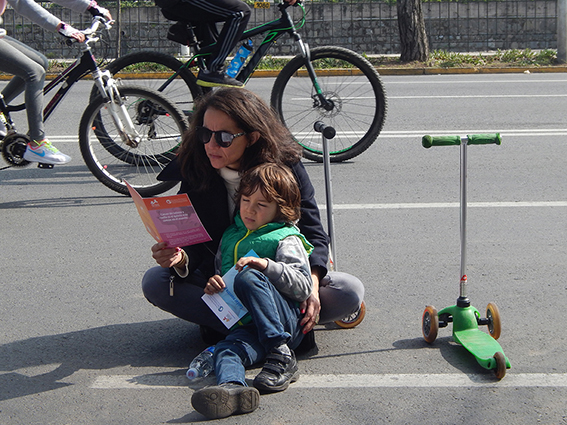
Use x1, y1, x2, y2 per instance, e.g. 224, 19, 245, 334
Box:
226, 40, 253, 78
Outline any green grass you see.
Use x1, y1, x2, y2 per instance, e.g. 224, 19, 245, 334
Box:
36, 48, 561, 75
425, 49, 558, 68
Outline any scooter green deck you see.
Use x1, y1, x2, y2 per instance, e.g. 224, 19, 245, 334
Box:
454, 329, 511, 370
439, 304, 511, 371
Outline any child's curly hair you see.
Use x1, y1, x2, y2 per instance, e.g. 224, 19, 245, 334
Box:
236, 163, 301, 223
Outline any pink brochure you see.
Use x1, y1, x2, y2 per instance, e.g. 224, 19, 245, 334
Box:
126, 182, 211, 248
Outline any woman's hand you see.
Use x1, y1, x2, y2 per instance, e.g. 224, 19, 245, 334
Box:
235, 256, 268, 272
205, 275, 226, 295
151, 242, 183, 268
57, 22, 86, 43
300, 272, 321, 333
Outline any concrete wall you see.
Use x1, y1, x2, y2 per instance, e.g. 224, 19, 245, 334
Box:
0, 1, 557, 59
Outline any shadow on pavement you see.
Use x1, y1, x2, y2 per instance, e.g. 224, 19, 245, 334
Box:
0, 196, 130, 209
0, 319, 203, 402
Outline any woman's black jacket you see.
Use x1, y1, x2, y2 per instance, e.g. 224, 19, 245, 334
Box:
157, 158, 330, 279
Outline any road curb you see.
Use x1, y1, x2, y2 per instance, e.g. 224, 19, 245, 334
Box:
2, 65, 567, 81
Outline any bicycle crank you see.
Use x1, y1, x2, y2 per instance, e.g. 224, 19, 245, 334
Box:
1, 133, 32, 168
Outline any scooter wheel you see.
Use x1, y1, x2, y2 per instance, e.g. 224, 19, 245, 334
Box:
493, 351, 506, 380
334, 301, 366, 328
486, 302, 501, 340
422, 305, 439, 344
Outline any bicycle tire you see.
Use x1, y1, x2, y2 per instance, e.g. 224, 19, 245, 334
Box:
79, 85, 188, 196
94, 51, 202, 117
270, 46, 387, 162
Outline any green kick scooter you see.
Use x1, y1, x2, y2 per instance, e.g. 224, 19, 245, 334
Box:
420, 133, 511, 380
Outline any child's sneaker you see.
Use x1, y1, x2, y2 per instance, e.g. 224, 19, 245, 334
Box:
23, 140, 71, 164
191, 383, 259, 419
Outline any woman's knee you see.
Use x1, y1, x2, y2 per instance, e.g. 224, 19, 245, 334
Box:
141, 266, 171, 304
319, 271, 365, 322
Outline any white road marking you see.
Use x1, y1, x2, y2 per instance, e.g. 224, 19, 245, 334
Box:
381, 129, 567, 138
49, 129, 567, 143
390, 94, 567, 99
91, 373, 567, 389
319, 201, 567, 210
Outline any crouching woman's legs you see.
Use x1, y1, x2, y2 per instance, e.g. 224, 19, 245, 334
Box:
318, 271, 365, 324
141, 266, 229, 334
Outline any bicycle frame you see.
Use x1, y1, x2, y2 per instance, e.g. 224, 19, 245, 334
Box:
158, 3, 330, 107
2, 18, 141, 148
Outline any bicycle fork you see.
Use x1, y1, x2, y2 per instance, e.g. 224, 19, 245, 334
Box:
292, 34, 334, 112
92, 69, 141, 148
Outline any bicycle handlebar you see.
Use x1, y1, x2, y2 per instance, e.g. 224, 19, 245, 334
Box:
65, 17, 113, 46
83, 16, 114, 36
422, 133, 501, 148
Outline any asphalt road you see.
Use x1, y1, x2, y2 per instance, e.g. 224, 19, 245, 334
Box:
1, 73, 566, 424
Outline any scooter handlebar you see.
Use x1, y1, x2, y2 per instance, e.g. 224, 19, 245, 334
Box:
467, 133, 502, 145
422, 135, 461, 148
422, 133, 501, 148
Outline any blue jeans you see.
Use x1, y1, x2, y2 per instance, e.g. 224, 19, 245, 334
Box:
213, 268, 303, 386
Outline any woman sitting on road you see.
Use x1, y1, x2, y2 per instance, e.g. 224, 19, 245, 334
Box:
141, 87, 365, 349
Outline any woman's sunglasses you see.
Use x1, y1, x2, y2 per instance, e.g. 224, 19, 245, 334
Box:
195, 126, 247, 148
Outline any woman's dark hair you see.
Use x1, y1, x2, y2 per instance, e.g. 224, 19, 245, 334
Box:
177, 88, 302, 191
236, 163, 301, 223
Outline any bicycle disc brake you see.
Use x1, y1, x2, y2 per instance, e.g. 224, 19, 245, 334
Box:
312, 91, 342, 118
1, 133, 32, 168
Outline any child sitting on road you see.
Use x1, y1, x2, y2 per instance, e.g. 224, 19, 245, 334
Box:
191, 162, 313, 419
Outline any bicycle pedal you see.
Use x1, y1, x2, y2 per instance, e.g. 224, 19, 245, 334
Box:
38, 162, 54, 169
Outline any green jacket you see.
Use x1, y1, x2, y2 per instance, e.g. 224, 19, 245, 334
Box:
220, 213, 313, 275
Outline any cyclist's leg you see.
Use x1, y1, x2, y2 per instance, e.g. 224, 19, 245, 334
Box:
318, 271, 365, 324
0, 36, 47, 141
0, 36, 70, 164
181, 0, 250, 86
189, 0, 251, 72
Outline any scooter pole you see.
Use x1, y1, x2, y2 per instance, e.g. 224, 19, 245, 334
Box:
459, 138, 469, 307
314, 121, 337, 271
423, 133, 502, 308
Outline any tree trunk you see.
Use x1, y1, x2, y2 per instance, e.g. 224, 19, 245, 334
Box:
397, 0, 430, 62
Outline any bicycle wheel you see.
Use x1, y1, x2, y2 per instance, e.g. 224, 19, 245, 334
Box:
271, 46, 387, 162
94, 51, 202, 117
79, 85, 188, 196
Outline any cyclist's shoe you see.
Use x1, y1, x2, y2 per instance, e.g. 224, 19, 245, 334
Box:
196, 70, 244, 88
253, 344, 299, 393
191, 382, 259, 419
23, 140, 71, 165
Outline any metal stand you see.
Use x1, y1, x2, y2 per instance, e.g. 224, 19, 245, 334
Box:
314, 121, 337, 270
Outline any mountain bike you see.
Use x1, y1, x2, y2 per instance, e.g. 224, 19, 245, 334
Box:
98, 1, 387, 162
0, 17, 188, 196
